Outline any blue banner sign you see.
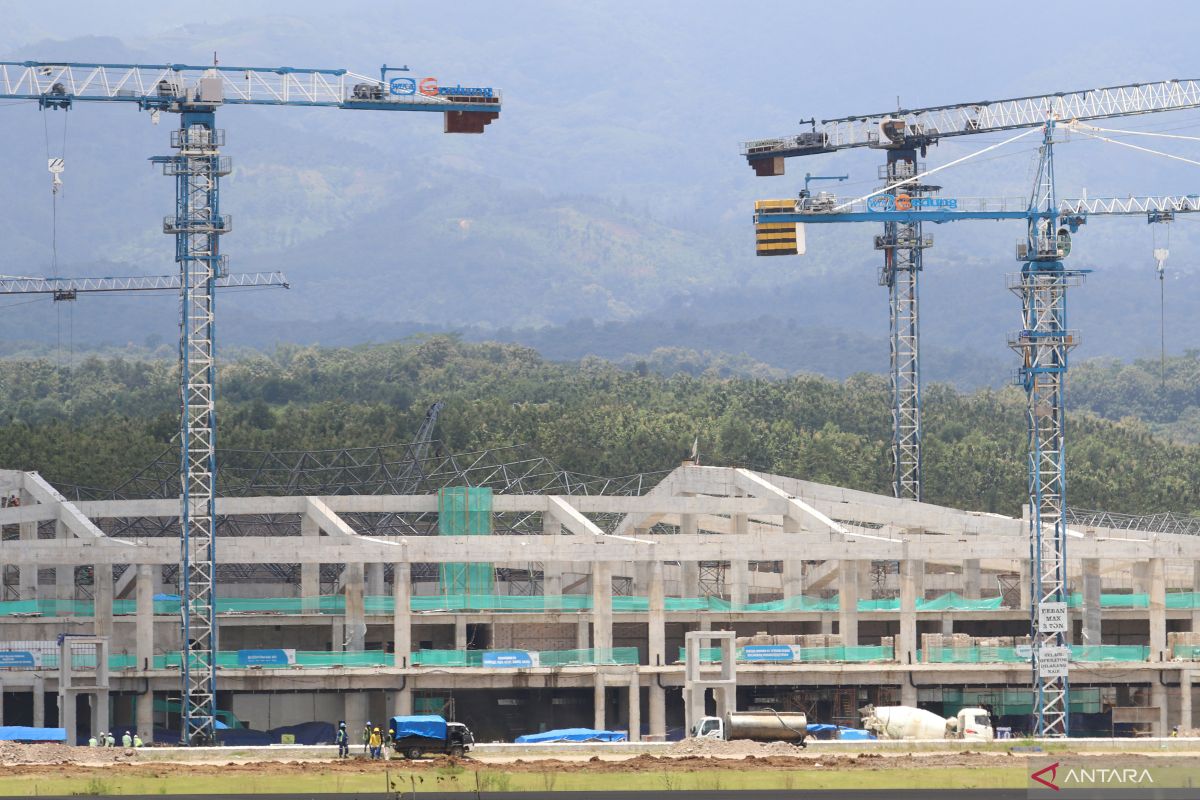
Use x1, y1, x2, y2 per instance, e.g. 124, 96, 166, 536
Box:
0, 651, 36, 668
866, 194, 959, 212
389, 77, 416, 96
482, 650, 538, 668
741, 645, 795, 662
237, 649, 295, 667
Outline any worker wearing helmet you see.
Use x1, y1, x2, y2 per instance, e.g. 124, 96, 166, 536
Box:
336, 721, 349, 758
362, 721, 371, 753
369, 726, 383, 760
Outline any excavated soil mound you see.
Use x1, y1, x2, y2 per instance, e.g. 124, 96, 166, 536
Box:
0, 742, 136, 766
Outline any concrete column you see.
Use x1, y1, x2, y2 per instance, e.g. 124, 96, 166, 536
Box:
899, 559, 923, 664
1019, 558, 1032, 610
392, 681, 414, 717
838, 560, 859, 646
820, 614, 833, 635
300, 515, 319, 611
135, 564, 154, 670
542, 515, 564, 609
454, 618, 468, 650
93, 564, 113, 639
18, 490, 38, 600
681, 561, 700, 598
55, 520, 73, 602
901, 681, 917, 708
680, 513, 698, 537
576, 618, 590, 651
1181, 668, 1193, 733
32, 675, 44, 728
627, 672, 641, 742
0, 679, 4, 726
593, 672, 606, 731
592, 561, 613, 656
782, 560, 803, 599
732, 511, 749, 536
963, 559, 981, 600
330, 619, 344, 652
1149, 558, 1166, 661
648, 561, 665, 667
392, 562, 411, 667
1081, 558, 1102, 647
940, 616, 954, 634
366, 563, 385, 599
1193, 561, 1200, 633
729, 560, 750, 607
92, 690, 110, 743
343, 693, 368, 746
344, 563, 365, 651
136, 690, 154, 741
649, 680, 665, 741
58, 689, 73, 743
1151, 681, 1168, 738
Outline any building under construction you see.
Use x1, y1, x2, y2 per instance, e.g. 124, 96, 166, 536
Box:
0, 445, 1197, 743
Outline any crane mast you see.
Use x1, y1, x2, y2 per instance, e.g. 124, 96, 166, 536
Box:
5, 59, 501, 745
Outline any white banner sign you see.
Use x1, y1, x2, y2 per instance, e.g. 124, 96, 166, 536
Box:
1039, 602, 1068, 633
1038, 645, 1070, 678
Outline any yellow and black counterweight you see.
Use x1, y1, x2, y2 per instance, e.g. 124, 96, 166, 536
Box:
754, 199, 800, 256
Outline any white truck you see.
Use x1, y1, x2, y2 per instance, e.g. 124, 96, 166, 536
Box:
692, 710, 808, 746
860, 704, 994, 741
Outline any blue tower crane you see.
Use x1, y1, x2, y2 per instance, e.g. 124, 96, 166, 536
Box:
0, 60, 500, 745
743, 78, 1200, 504
754, 153, 1199, 738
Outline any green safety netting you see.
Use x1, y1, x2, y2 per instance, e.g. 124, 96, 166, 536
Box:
411, 647, 638, 667
438, 487, 495, 597
944, 687, 1102, 715
9, 591, 1197, 619
682, 645, 894, 664
1174, 645, 1200, 659
920, 645, 1150, 664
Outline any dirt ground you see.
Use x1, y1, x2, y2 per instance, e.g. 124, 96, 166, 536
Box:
0, 740, 1189, 778
0, 741, 1073, 776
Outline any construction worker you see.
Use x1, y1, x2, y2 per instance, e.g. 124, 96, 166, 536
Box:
335, 721, 349, 758
122, 731, 132, 748
362, 721, 371, 754
1172, 725, 1180, 737
133, 734, 144, 748
87, 735, 98, 747
369, 726, 383, 760
385, 726, 395, 760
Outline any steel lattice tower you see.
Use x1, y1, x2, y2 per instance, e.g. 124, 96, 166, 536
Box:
877, 149, 931, 501
1008, 122, 1080, 737
154, 110, 228, 745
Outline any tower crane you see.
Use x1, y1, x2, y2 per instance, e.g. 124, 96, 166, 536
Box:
0, 60, 501, 745
744, 78, 1200, 503
753, 133, 1199, 737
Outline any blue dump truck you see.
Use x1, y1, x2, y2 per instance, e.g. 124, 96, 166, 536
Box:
389, 715, 475, 759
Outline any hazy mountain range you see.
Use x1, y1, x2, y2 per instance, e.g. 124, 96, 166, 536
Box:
1, 1, 1199, 389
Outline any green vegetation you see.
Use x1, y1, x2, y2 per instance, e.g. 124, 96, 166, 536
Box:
0, 336, 1197, 515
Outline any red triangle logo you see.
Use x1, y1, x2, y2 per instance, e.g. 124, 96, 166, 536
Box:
1032, 762, 1060, 791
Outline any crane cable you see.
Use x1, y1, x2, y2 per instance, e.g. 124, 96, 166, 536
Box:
43, 108, 71, 371
1065, 124, 1200, 169
833, 127, 1042, 212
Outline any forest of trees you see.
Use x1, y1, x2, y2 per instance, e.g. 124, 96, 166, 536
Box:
0, 336, 1197, 517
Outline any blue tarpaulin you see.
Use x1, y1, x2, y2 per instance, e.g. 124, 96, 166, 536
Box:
0, 726, 67, 743
515, 728, 627, 743
806, 723, 874, 740
390, 715, 447, 740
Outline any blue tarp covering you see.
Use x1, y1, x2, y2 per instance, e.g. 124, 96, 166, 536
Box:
806, 723, 875, 740
514, 728, 628, 743
390, 715, 447, 740
270, 721, 335, 745
0, 726, 67, 743
153, 593, 181, 601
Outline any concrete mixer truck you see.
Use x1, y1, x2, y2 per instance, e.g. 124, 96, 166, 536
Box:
860, 705, 993, 741
691, 710, 808, 746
